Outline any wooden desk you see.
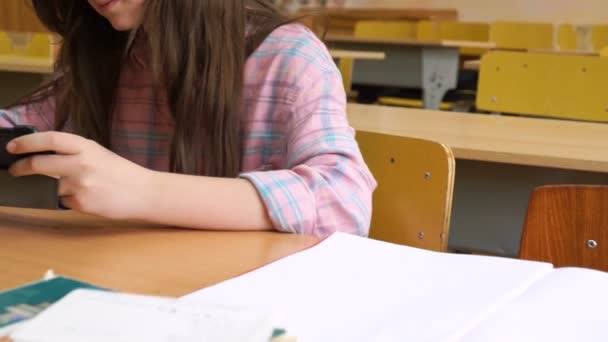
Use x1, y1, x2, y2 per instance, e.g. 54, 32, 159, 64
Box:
327, 35, 494, 110
0, 208, 320, 297
348, 103, 608, 256
298, 7, 458, 36
0, 1, 47, 32
348, 103, 608, 173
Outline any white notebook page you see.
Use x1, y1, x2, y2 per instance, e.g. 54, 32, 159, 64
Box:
183, 233, 553, 342
459, 267, 608, 342
11, 289, 282, 342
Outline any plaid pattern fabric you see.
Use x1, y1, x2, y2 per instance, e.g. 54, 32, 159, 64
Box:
0, 24, 376, 237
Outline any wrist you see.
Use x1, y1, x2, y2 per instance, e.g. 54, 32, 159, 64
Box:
130, 167, 162, 222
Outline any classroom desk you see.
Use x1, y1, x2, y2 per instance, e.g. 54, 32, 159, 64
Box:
0, 207, 320, 297
326, 35, 495, 110
348, 103, 608, 256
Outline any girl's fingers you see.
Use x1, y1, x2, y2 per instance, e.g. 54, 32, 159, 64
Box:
7, 132, 87, 155
9, 154, 80, 178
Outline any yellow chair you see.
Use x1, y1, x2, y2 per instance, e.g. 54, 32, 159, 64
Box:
557, 24, 579, 51
490, 22, 554, 50
417, 21, 490, 56
0, 31, 56, 73
356, 131, 455, 252
476, 50, 608, 122
601, 47, 608, 57
591, 25, 608, 52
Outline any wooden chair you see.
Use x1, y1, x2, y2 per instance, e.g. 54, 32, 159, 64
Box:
490, 22, 554, 50
417, 20, 490, 56
356, 131, 455, 252
520, 185, 608, 272
476, 50, 608, 122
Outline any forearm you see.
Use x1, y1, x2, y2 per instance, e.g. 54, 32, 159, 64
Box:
135, 171, 273, 231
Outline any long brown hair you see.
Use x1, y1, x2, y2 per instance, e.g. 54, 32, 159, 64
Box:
26, 0, 290, 177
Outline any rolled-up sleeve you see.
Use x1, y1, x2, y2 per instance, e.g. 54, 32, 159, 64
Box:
241, 29, 377, 237
0, 98, 55, 130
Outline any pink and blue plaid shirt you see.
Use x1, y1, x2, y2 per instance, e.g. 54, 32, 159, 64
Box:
0, 24, 376, 237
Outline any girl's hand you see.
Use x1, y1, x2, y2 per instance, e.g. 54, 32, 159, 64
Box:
7, 132, 154, 220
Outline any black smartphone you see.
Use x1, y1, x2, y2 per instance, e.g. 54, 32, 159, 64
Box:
0, 125, 43, 168
0, 126, 61, 210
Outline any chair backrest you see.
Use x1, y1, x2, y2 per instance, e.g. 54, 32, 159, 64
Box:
476, 50, 608, 122
558, 24, 608, 52
557, 24, 579, 51
490, 21, 554, 50
520, 185, 608, 272
602, 47, 608, 57
356, 131, 455, 252
591, 25, 608, 52
417, 20, 490, 56
0, 31, 55, 59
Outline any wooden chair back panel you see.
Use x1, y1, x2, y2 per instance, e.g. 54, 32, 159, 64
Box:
477, 50, 608, 122
356, 131, 455, 252
520, 185, 608, 272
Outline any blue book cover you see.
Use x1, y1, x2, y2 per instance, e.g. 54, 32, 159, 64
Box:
0, 277, 104, 336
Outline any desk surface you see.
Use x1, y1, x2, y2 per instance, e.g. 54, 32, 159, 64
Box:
326, 34, 497, 50
348, 103, 608, 173
0, 208, 320, 297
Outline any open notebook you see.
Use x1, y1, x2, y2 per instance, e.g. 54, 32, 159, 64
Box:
183, 233, 608, 342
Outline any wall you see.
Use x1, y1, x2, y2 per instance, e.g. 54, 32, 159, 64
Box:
343, 0, 608, 24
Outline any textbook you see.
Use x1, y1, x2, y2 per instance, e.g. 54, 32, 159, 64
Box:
0, 276, 102, 336
10, 289, 290, 342
184, 233, 608, 342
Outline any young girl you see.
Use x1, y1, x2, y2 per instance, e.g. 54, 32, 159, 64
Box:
0, 0, 376, 237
